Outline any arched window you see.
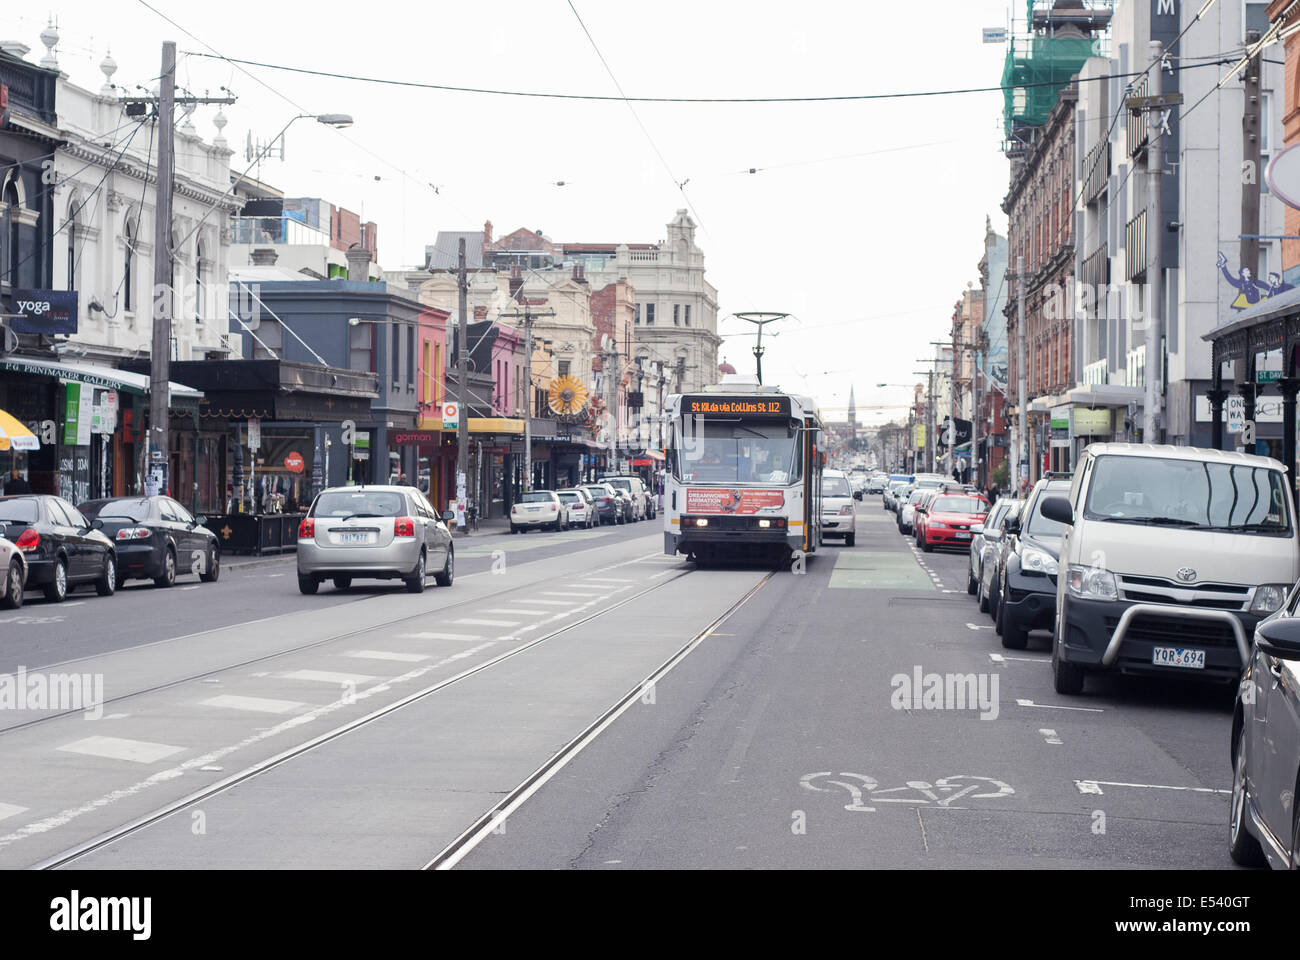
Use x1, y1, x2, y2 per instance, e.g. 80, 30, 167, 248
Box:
123, 218, 135, 313
66, 194, 81, 292
2, 176, 19, 286
194, 238, 206, 325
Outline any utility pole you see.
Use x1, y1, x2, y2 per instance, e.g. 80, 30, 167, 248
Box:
1241, 30, 1264, 314
1145, 39, 1165, 444
607, 341, 619, 472
148, 41, 176, 497
733, 312, 789, 384
500, 303, 556, 493
456, 238, 469, 523
1015, 257, 1026, 493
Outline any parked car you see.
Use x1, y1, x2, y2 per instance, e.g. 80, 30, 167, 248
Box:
511, 490, 567, 532
0, 494, 117, 602
1041, 444, 1300, 695
968, 498, 1017, 606
821, 469, 857, 546
601, 476, 649, 520
583, 483, 626, 525
915, 491, 989, 553
557, 488, 596, 528
994, 477, 1072, 650
297, 485, 454, 594
1230, 597, 1300, 869
0, 533, 27, 609
79, 496, 221, 588
898, 489, 927, 535
885, 479, 911, 513
980, 500, 1024, 620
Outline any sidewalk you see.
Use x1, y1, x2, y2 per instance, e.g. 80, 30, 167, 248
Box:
453, 516, 511, 538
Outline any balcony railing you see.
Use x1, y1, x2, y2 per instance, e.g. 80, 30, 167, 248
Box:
231, 216, 333, 247
1126, 74, 1148, 158
1081, 242, 1109, 293
1083, 358, 1108, 386
1125, 210, 1147, 281
1084, 140, 1110, 204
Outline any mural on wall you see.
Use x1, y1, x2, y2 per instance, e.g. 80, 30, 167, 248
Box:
1219, 252, 1295, 310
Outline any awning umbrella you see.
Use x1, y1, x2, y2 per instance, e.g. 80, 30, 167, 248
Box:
0, 409, 39, 452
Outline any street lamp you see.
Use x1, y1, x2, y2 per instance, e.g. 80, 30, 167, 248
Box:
312, 113, 354, 128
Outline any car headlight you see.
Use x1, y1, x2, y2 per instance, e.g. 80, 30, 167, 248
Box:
840, 504, 854, 516
1249, 583, 1289, 614
1020, 547, 1059, 576
1067, 563, 1117, 600
929, 521, 948, 530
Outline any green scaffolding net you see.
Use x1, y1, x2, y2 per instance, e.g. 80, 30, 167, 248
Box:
1002, 1, 1104, 141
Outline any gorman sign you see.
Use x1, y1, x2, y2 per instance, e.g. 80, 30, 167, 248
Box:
10, 290, 78, 335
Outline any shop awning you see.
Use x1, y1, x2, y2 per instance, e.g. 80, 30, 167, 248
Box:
415, 415, 526, 435
0, 357, 203, 401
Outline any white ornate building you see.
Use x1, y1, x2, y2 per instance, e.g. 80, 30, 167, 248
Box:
50, 39, 237, 365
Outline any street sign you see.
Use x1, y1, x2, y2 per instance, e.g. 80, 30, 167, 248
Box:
1126, 92, 1183, 111
1257, 369, 1282, 384
248, 417, 261, 451
982, 27, 1007, 43
442, 402, 460, 431
1226, 395, 1246, 434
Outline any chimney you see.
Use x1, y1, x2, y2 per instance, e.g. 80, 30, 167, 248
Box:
508, 262, 523, 301
346, 243, 371, 282
250, 247, 278, 266
483, 219, 493, 246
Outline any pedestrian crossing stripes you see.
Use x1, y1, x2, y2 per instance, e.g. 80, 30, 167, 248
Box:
345, 650, 433, 662
279, 669, 375, 686
397, 632, 485, 642
201, 695, 306, 715
0, 803, 28, 823
58, 736, 186, 764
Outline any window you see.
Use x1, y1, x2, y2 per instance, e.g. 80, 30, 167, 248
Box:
66, 197, 79, 292
407, 325, 415, 385
195, 239, 207, 324
634, 303, 641, 324
391, 322, 401, 383
123, 219, 135, 313
673, 304, 680, 326
349, 322, 374, 372
645, 303, 655, 325
1245, 1, 1269, 40
422, 339, 431, 403
684, 304, 691, 326
558, 360, 571, 377
2, 178, 18, 286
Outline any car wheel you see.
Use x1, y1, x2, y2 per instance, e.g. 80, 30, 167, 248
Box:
405, 551, 427, 593
298, 573, 320, 595
845, 532, 856, 547
43, 557, 68, 603
1, 559, 23, 610
434, 547, 454, 587
95, 554, 117, 597
333, 576, 352, 590
1228, 725, 1268, 866
977, 576, 990, 613
154, 548, 176, 588
967, 563, 978, 595
921, 534, 932, 553
200, 547, 220, 583
1050, 612, 1085, 694
511, 524, 520, 535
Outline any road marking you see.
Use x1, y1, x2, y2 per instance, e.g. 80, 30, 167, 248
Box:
345, 650, 431, 662
539, 592, 592, 598
518, 600, 581, 607
1015, 698, 1103, 712
0, 803, 28, 823
397, 631, 485, 642
199, 766, 223, 772
481, 608, 551, 616
650, 569, 676, 579
201, 695, 305, 715
967, 623, 994, 631
453, 618, 520, 627
57, 736, 186, 765
1038, 728, 1063, 745
103, 713, 129, 720
61, 602, 85, 608
1074, 779, 1230, 796
280, 669, 375, 686
989, 653, 1048, 663
584, 577, 633, 583
266, 574, 284, 578
916, 809, 929, 853
180, 585, 200, 591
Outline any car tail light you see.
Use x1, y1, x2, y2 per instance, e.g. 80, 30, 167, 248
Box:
298, 518, 315, 539
116, 526, 153, 540
14, 528, 39, 553
394, 517, 416, 538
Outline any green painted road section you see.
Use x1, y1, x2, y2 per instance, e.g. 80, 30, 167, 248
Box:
826, 549, 935, 590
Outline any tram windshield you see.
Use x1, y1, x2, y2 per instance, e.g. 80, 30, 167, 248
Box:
675, 419, 802, 484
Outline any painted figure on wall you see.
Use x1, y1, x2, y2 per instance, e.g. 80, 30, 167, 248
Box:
1219, 252, 1295, 310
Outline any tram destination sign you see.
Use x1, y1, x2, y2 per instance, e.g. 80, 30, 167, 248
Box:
682, 396, 791, 417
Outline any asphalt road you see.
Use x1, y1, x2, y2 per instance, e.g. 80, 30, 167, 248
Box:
0, 504, 1242, 869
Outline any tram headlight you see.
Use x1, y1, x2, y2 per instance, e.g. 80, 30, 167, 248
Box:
758, 519, 771, 528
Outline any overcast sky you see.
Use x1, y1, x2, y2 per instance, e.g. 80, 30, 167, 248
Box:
6, 1, 1016, 425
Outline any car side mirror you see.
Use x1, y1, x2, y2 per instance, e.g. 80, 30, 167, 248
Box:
853, 491, 863, 500
1004, 515, 1020, 535
971, 524, 984, 536
1040, 496, 1074, 526
195, 515, 208, 527
1255, 616, 1300, 661
442, 510, 456, 523
91, 518, 104, 530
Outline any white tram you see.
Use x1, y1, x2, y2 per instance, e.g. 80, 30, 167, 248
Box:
662, 377, 825, 566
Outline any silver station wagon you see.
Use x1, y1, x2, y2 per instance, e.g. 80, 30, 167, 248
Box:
296, 485, 454, 594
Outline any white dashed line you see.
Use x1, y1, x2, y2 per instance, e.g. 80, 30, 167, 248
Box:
58, 736, 186, 764
0, 803, 29, 823
397, 631, 485, 642
280, 669, 375, 686
345, 650, 431, 662
1074, 779, 1230, 796
201, 695, 305, 715
1038, 728, 1063, 745
1015, 698, 1103, 713
453, 618, 520, 627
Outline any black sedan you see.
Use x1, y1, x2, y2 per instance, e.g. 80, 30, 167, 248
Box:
0, 494, 117, 602
79, 496, 221, 588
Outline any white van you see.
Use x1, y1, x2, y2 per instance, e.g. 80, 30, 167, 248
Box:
1040, 443, 1300, 695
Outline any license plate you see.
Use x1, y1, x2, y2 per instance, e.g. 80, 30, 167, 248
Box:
528, 507, 542, 512
955, 532, 971, 539
1152, 646, 1205, 669
338, 532, 373, 545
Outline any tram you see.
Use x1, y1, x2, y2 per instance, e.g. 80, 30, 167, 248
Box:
663, 377, 825, 566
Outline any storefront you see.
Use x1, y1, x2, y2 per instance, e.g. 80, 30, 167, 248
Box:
404, 416, 526, 519
0, 357, 202, 504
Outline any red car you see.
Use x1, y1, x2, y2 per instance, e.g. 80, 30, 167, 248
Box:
916, 492, 991, 553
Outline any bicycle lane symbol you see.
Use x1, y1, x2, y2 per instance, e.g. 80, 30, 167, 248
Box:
801, 773, 1014, 812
